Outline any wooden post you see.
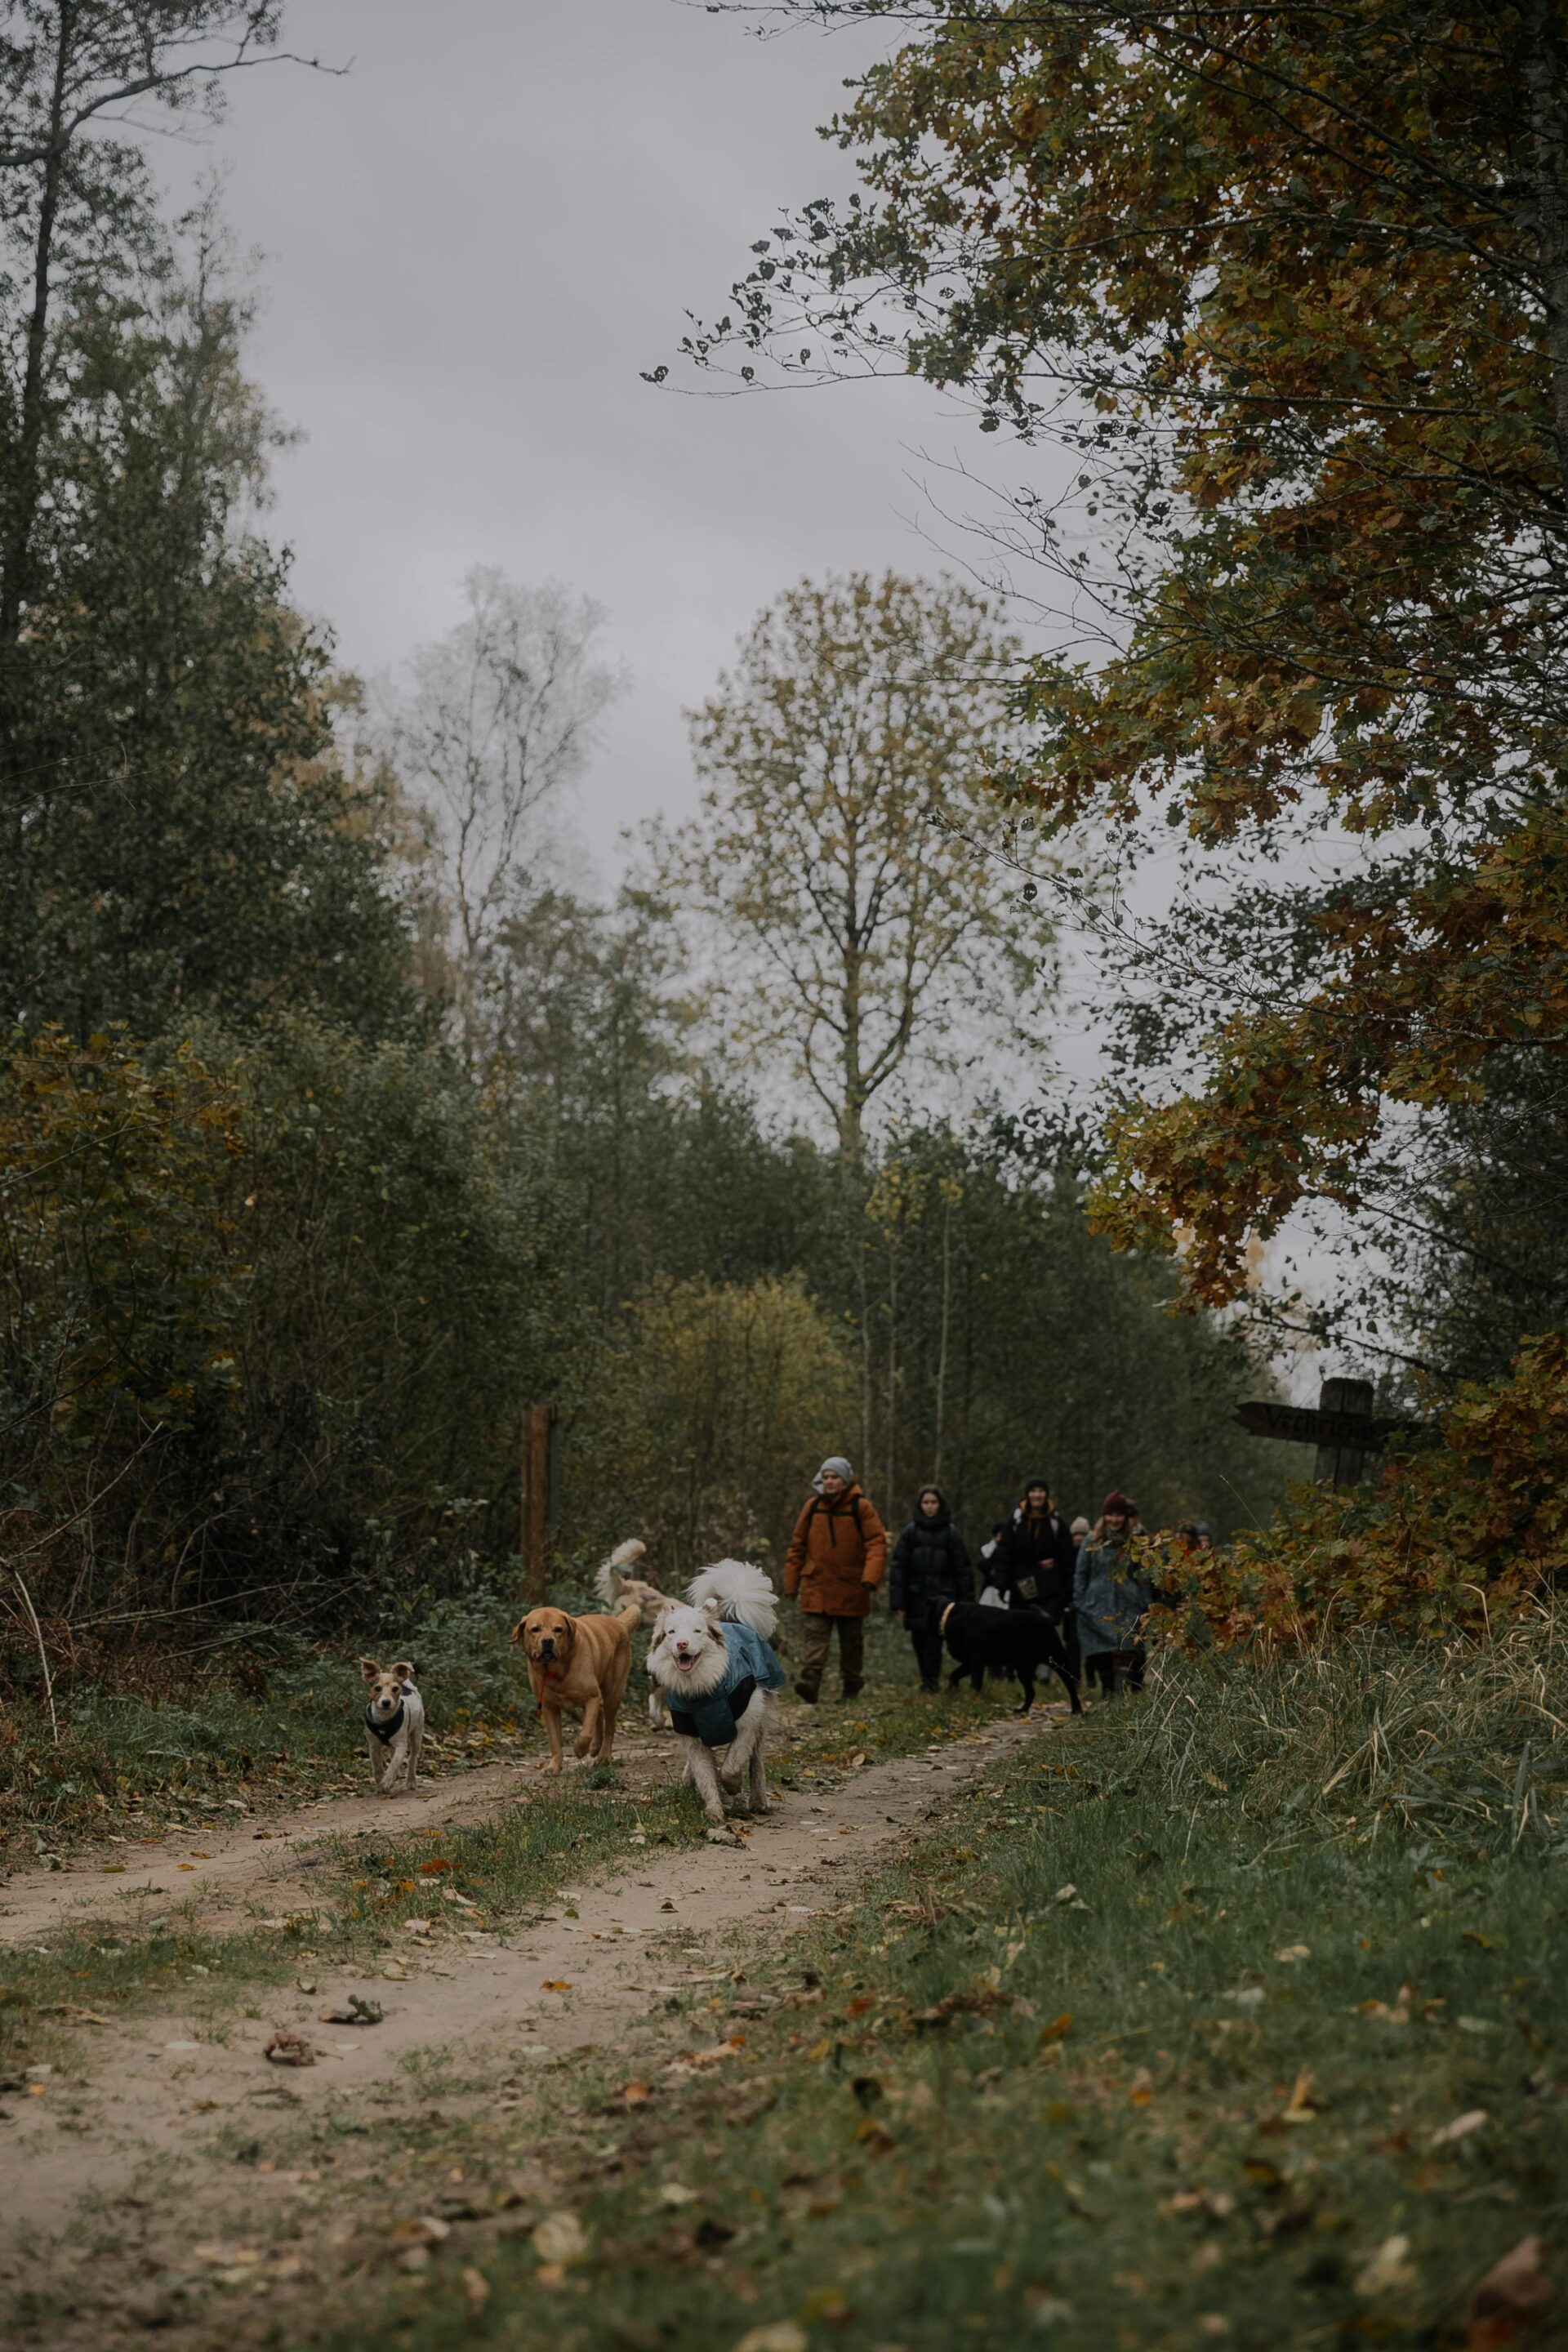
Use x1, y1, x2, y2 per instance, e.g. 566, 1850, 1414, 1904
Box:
520, 1403, 557, 1606
1312, 1377, 1374, 1490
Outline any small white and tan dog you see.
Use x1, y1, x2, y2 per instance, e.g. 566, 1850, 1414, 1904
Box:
359, 1657, 424, 1795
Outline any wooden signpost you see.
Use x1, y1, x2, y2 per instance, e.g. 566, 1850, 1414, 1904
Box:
519, 1403, 558, 1606
1234, 1377, 1413, 1490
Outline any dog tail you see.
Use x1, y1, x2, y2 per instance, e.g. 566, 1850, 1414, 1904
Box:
596, 1539, 670, 1629
687, 1557, 779, 1640
595, 1538, 647, 1608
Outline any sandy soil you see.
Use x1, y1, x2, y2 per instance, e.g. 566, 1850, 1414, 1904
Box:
0, 1705, 1067, 2342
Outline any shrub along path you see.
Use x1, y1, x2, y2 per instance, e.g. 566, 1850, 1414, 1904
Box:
0, 1687, 1057, 2344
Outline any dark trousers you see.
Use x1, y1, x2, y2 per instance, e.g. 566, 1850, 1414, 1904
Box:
798, 1612, 865, 1696
1085, 1644, 1145, 1697
1046, 1605, 1082, 1683
910, 1623, 944, 1690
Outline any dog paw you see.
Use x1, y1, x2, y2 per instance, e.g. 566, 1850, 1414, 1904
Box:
705, 1824, 740, 1844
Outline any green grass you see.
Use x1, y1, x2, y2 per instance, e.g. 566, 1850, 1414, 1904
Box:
1, 1590, 996, 1855
0, 1593, 539, 1854
305, 1612, 1568, 2352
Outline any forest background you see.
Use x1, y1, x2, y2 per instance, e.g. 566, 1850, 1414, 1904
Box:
0, 4, 1305, 1717
7, 0, 1566, 1712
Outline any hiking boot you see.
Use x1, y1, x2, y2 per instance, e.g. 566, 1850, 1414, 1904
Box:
793, 1678, 819, 1704
842, 1680, 864, 1700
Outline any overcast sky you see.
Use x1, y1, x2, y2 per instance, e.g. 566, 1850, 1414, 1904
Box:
148, 2, 1339, 1389
159, 0, 1043, 860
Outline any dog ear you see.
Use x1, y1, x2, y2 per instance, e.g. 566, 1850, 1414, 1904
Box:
359, 1656, 381, 1683
390, 1659, 413, 1684
701, 1597, 722, 1618
510, 1619, 526, 1646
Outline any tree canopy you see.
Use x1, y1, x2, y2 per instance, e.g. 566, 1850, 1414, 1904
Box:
688, 2, 1568, 1312
657, 570, 1049, 1155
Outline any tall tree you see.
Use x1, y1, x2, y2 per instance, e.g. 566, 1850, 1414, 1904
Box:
687, 3, 1568, 1316
0, 2, 317, 676
0, 9, 410, 1041
0, 238, 411, 1038
659, 571, 1049, 1156
379, 569, 624, 1071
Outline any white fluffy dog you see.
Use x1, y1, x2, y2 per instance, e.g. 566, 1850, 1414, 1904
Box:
647, 1593, 779, 1825
598, 1552, 782, 1825
596, 1549, 779, 1726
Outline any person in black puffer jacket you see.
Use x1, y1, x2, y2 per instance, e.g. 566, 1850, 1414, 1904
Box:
889, 1486, 973, 1691
994, 1476, 1080, 1679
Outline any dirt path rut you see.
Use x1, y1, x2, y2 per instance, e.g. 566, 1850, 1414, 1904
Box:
0, 1708, 1064, 2342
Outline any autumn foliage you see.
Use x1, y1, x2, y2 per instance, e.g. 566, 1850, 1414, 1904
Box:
1150, 1335, 1568, 1646
699, 2, 1568, 1305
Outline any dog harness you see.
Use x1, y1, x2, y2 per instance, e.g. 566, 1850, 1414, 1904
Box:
666, 1621, 786, 1748
364, 1684, 415, 1746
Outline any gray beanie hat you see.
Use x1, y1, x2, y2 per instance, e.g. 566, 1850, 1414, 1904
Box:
813, 1455, 855, 1494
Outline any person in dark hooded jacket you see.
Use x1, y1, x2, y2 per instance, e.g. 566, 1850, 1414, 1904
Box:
993, 1476, 1080, 1683
995, 1477, 1076, 1611
889, 1486, 973, 1691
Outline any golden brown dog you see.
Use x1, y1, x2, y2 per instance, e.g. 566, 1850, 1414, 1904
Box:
511, 1597, 641, 1773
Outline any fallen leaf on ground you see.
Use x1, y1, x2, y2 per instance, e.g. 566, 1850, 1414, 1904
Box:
621, 2080, 651, 2105
733, 2326, 808, 2352
390, 2216, 452, 2247
1129, 2068, 1154, 2107
532, 2210, 590, 2265
687, 2037, 746, 2066
461, 2266, 489, 2309
660, 2183, 699, 2208
420, 1858, 452, 1875
1468, 2234, 1554, 2341
1355, 2235, 1419, 2301
541, 1979, 572, 1993
264, 2032, 314, 2067
1283, 2067, 1325, 2123
318, 1997, 383, 2025
1432, 2109, 1489, 2149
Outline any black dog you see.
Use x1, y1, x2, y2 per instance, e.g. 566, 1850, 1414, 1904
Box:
938, 1602, 1082, 1715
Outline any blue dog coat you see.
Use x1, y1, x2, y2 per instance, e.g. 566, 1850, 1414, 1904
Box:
667, 1620, 786, 1746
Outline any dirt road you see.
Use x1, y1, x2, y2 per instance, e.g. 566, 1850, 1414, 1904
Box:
0, 1705, 1066, 2344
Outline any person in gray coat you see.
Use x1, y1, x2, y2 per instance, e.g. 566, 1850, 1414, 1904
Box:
1073, 1489, 1151, 1696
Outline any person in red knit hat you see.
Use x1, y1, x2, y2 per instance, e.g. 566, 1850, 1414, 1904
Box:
1072, 1490, 1152, 1697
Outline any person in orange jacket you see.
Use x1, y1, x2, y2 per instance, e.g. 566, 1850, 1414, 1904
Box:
782, 1455, 888, 1703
